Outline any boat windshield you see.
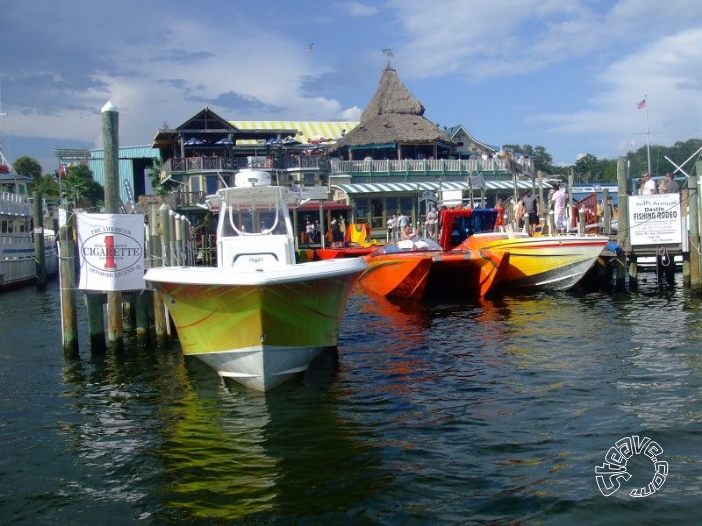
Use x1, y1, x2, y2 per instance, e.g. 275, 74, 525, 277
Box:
218, 189, 290, 237
375, 237, 443, 254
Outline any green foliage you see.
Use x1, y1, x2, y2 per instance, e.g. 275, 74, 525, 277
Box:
12, 156, 42, 183
502, 143, 555, 174
147, 157, 169, 196
506, 138, 701, 183
61, 164, 104, 208
628, 138, 702, 177
572, 154, 617, 183
36, 174, 60, 198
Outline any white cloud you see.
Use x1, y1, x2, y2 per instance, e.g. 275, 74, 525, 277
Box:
342, 2, 379, 17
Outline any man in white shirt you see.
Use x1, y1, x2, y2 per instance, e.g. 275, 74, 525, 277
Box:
641, 172, 657, 195
551, 185, 568, 233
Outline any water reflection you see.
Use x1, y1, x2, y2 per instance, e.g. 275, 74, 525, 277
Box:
151, 355, 385, 522
8, 276, 702, 524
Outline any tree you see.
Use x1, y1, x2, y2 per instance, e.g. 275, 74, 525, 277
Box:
61, 164, 104, 208
147, 157, 170, 196
36, 174, 60, 198
573, 154, 600, 183
12, 156, 42, 183
502, 143, 556, 175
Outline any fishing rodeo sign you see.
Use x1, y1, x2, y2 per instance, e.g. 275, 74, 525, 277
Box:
628, 193, 683, 246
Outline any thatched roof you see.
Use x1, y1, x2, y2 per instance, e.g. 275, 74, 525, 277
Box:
330, 65, 453, 151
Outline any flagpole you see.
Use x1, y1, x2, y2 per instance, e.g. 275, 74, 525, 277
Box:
644, 95, 651, 175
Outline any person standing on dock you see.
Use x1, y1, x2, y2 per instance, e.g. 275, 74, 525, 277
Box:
494, 198, 505, 232
551, 185, 568, 234
426, 207, 438, 239
521, 189, 540, 236
641, 172, 657, 195
660, 172, 680, 194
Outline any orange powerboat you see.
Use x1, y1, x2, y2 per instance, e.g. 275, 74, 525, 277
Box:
358, 238, 509, 300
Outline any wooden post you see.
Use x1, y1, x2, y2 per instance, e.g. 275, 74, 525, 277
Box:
150, 204, 168, 346
33, 190, 47, 289
135, 290, 151, 342
681, 188, 691, 283
615, 157, 630, 289
102, 101, 123, 350
58, 211, 79, 356
174, 213, 183, 265
689, 165, 700, 288
603, 189, 612, 235
85, 293, 107, 352
169, 210, 177, 266
160, 204, 171, 266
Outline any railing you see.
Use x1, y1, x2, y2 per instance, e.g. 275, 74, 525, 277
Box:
330, 157, 532, 175
160, 155, 529, 178
165, 191, 209, 209
162, 155, 329, 174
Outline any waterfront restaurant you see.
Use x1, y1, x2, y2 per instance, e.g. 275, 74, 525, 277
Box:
325, 63, 538, 236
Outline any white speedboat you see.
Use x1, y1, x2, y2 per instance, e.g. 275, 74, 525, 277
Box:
0, 161, 58, 291
144, 170, 367, 391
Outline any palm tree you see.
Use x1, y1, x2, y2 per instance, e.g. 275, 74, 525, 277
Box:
61, 173, 89, 207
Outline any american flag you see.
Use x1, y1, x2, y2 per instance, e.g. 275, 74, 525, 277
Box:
637, 99, 646, 109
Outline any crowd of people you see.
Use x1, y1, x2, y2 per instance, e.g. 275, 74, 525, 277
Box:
301, 173, 681, 246
303, 216, 347, 245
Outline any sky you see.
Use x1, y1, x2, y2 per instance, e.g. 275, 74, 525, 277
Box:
2, 0, 702, 174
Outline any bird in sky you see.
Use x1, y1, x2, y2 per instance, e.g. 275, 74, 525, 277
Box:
307, 43, 314, 52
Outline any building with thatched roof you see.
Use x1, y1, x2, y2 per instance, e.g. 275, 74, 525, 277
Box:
329, 64, 454, 161
326, 64, 540, 237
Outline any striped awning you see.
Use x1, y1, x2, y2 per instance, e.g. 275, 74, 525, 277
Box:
230, 121, 359, 145
333, 180, 543, 195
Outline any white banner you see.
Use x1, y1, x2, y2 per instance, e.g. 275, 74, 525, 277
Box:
628, 194, 682, 246
76, 213, 146, 291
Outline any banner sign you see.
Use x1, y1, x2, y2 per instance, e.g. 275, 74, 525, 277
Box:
628, 194, 682, 246
76, 213, 145, 291
300, 186, 329, 200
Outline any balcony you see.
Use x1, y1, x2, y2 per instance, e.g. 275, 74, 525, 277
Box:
329, 157, 532, 182
161, 155, 329, 175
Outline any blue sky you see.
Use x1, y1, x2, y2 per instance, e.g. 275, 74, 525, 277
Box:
1, 0, 702, 173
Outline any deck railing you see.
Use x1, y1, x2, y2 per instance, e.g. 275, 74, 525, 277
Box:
329, 157, 532, 176
162, 155, 329, 174
161, 155, 532, 180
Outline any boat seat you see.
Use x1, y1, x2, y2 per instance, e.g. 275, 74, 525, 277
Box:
218, 234, 296, 269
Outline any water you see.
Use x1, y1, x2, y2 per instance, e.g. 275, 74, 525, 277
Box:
2, 275, 702, 525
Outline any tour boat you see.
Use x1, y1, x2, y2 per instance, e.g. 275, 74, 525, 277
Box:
458, 231, 609, 291
0, 163, 58, 291
144, 170, 367, 391
358, 237, 509, 300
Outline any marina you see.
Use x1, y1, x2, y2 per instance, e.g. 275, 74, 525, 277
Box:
4, 3, 702, 524
1, 43, 698, 526
1, 272, 700, 524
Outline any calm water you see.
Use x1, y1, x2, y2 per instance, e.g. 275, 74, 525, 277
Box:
2, 274, 702, 525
